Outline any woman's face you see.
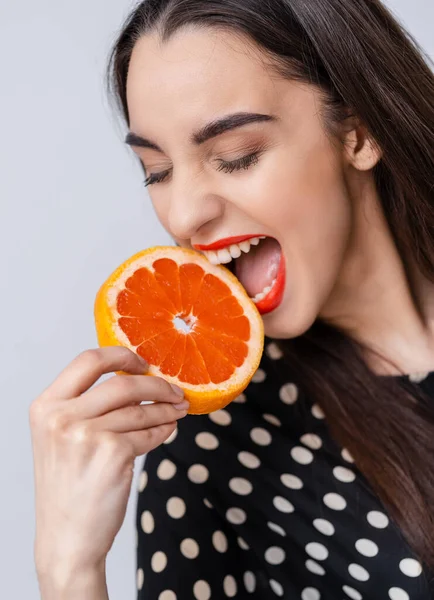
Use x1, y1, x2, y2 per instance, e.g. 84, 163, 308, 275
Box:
126, 27, 354, 339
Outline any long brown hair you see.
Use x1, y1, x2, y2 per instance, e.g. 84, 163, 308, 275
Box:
107, 0, 434, 567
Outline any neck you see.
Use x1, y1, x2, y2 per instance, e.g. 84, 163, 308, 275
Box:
320, 172, 434, 376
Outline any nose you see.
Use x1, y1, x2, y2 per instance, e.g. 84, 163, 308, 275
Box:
167, 167, 224, 241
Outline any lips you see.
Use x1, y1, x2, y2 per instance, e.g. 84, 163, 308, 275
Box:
193, 235, 261, 251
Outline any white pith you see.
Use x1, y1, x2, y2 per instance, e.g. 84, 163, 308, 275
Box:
201, 236, 278, 303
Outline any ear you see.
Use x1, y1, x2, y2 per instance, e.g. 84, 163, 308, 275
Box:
344, 123, 382, 171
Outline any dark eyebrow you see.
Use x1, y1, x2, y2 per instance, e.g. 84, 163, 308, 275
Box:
124, 112, 278, 152
124, 132, 161, 151
191, 112, 278, 144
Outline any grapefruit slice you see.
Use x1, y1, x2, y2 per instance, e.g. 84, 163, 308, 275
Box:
94, 246, 264, 414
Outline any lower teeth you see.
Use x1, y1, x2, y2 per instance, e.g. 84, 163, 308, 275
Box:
251, 278, 277, 304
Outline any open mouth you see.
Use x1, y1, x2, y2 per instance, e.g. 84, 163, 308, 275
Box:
199, 236, 286, 315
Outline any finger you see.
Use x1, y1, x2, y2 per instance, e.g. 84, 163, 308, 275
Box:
90, 400, 189, 433
41, 347, 148, 401
123, 422, 179, 456
73, 374, 185, 419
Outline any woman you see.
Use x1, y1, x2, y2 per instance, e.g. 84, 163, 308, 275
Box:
30, 0, 434, 598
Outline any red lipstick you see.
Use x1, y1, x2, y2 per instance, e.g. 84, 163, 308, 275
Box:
193, 235, 264, 251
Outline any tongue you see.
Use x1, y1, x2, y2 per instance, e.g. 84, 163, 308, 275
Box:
234, 237, 281, 297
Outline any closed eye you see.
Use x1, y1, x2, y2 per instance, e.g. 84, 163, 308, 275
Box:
144, 168, 171, 187
216, 151, 260, 173
143, 151, 261, 187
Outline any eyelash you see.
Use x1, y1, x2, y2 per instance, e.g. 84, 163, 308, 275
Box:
143, 152, 260, 187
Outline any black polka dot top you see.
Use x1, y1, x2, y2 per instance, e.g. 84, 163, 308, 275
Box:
136, 339, 434, 600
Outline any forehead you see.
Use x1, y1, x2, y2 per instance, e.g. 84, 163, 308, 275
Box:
126, 27, 279, 135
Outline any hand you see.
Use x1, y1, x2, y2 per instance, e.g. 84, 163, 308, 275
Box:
30, 347, 188, 589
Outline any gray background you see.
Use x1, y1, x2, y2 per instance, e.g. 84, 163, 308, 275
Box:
0, 0, 432, 597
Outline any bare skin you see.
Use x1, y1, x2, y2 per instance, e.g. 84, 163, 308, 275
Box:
31, 26, 434, 599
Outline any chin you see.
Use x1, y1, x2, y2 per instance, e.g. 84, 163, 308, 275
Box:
260, 289, 319, 340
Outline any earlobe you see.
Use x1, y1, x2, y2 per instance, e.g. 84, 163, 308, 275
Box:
345, 126, 382, 171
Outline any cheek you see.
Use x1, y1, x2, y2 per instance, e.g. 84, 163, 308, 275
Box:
249, 141, 351, 254
258, 142, 352, 336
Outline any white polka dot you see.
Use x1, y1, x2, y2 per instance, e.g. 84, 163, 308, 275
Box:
333, 466, 356, 483
313, 518, 335, 536
265, 546, 286, 565
305, 559, 325, 576
300, 433, 322, 450
343, 585, 362, 600
137, 568, 144, 590
151, 551, 167, 573
250, 427, 272, 445
355, 538, 378, 557
348, 563, 370, 581
266, 342, 283, 359
263, 413, 281, 427
166, 497, 186, 519
244, 571, 256, 593
409, 371, 429, 383
252, 368, 266, 382
281, 473, 303, 489
238, 451, 261, 469
212, 530, 228, 553
209, 409, 232, 425
291, 446, 314, 465
399, 558, 422, 577
159, 592, 177, 600
323, 492, 347, 510
195, 432, 219, 450
141, 510, 154, 534
233, 393, 246, 403
163, 427, 178, 444
279, 382, 298, 404
301, 588, 321, 600
193, 580, 211, 600
138, 470, 148, 492
237, 536, 249, 550
187, 464, 209, 483
268, 521, 286, 536
305, 542, 329, 561
389, 587, 410, 600
180, 538, 199, 559
203, 498, 213, 509
229, 477, 253, 495
341, 448, 354, 463
311, 403, 325, 419
367, 510, 389, 529
226, 507, 247, 524
223, 575, 237, 597
269, 579, 284, 596
273, 496, 294, 513
157, 459, 177, 480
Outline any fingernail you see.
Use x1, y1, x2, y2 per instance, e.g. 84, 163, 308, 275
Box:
174, 400, 190, 411
170, 383, 184, 398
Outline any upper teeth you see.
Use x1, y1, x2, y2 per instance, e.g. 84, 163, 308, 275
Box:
203, 236, 266, 266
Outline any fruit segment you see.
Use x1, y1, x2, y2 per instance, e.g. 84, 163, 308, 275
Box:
153, 258, 183, 313
178, 335, 211, 384
179, 263, 204, 314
